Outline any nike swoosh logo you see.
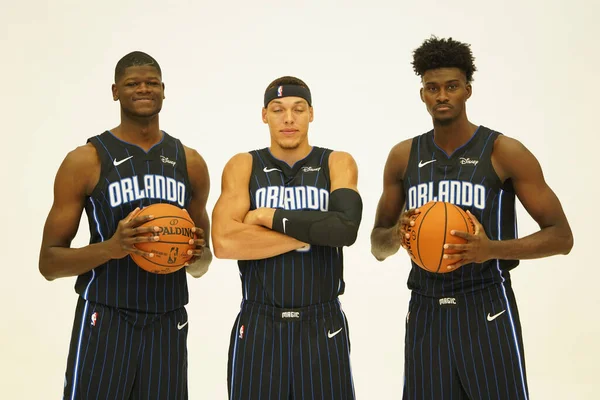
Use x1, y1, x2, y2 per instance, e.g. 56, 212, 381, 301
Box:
113, 156, 133, 166
177, 321, 189, 330
282, 218, 289, 234
328, 327, 343, 339
487, 310, 506, 322
418, 159, 436, 168
263, 167, 281, 173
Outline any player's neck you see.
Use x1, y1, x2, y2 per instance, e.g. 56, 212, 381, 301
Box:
112, 115, 162, 150
432, 117, 478, 155
269, 142, 312, 167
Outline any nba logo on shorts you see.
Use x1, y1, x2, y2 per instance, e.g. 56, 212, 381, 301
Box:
91, 312, 98, 326
277, 86, 283, 97
239, 325, 245, 339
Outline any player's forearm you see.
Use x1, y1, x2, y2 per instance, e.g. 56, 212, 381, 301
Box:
370, 225, 403, 261
270, 209, 360, 247
39, 241, 115, 280
213, 223, 306, 260
488, 226, 574, 260
257, 189, 362, 247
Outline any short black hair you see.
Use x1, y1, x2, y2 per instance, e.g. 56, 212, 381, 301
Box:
265, 76, 310, 94
412, 36, 477, 83
114, 51, 162, 82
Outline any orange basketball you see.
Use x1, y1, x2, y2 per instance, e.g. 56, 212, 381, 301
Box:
130, 203, 196, 274
404, 201, 475, 274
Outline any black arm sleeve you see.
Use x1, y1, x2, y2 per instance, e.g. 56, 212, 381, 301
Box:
272, 188, 363, 247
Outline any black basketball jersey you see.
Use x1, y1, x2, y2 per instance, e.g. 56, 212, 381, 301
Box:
240, 146, 345, 308
75, 130, 192, 313
403, 126, 519, 297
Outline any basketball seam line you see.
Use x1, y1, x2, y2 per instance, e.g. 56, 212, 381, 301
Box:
435, 202, 448, 273
137, 214, 195, 225
140, 240, 191, 245
416, 202, 436, 270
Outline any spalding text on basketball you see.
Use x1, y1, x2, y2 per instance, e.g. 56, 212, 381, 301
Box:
158, 226, 195, 239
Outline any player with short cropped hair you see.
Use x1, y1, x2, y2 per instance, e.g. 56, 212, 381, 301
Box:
39, 51, 212, 399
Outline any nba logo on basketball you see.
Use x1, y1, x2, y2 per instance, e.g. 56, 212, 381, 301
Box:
168, 247, 179, 264
277, 86, 283, 97
239, 325, 245, 339
91, 312, 98, 326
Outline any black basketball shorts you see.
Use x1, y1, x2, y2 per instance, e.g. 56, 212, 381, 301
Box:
63, 296, 189, 400
228, 299, 355, 400
403, 284, 529, 400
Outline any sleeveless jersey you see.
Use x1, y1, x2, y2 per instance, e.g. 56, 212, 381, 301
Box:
75, 130, 192, 313
239, 146, 345, 308
403, 126, 519, 297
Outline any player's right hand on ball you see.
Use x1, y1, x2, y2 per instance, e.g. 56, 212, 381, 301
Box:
399, 208, 420, 249
108, 208, 160, 259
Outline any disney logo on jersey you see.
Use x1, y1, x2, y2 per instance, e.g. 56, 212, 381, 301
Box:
459, 157, 479, 166
108, 175, 186, 208
407, 180, 486, 210
301, 166, 321, 173
160, 155, 176, 166
255, 185, 329, 211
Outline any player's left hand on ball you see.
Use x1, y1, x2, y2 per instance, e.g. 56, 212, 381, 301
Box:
442, 210, 492, 269
186, 227, 207, 259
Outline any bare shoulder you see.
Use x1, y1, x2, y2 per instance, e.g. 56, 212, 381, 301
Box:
220, 152, 253, 187
328, 150, 359, 191
182, 144, 208, 172
329, 150, 358, 168
58, 143, 100, 194
181, 145, 210, 199
225, 152, 253, 170
385, 138, 413, 179
62, 143, 100, 177
65, 142, 100, 166
493, 134, 530, 155
389, 138, 413, 160
492, 134, 541, 181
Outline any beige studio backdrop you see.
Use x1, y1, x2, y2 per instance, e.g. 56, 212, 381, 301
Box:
1, 0, 598, 398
